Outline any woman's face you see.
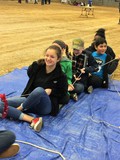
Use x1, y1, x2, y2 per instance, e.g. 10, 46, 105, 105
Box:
45, 49, 60, 67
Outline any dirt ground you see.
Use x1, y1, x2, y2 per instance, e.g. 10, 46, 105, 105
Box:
0, 0, 120, 79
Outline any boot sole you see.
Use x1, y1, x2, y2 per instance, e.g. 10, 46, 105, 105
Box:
0, 143, 20, 158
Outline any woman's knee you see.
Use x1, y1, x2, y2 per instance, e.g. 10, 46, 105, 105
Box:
31, 87, 45, 96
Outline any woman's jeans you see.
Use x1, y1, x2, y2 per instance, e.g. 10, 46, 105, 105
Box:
0, 130, 16, 153
0, 87, 52, 120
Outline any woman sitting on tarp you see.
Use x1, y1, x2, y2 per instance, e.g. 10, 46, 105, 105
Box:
0, 45, 69, 132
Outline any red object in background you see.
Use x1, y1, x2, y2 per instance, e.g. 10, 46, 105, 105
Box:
0, 94, 8, 118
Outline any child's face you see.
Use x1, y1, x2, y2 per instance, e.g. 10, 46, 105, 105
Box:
95, 43, 107, 54
73, 48, 83, 56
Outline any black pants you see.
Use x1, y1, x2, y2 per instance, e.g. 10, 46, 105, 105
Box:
0, 130, 16, 153
45, 0, 51, 4
88, 74, 103, 89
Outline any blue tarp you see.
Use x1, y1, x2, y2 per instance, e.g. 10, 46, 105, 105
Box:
0, 67, 120, 160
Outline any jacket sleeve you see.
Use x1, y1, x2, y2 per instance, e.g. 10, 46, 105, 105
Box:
61, 62, 72, 85
106, 46, 116, 59
21, 61, 39, 96
85, 53, 98, 73
27, 61, 38, 78
106, 55, 119, 74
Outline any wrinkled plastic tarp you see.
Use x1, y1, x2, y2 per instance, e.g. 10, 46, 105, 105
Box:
0, 67, 120, 160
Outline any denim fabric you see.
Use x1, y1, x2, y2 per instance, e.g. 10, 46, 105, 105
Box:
0, 102, 22, 119
74, 82, 84, 94
0, 87, 52, 120
22, 87, 52, 115
0, 130, 15, 153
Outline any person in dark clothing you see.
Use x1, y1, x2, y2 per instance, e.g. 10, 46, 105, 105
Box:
88, 0, 92, 6
18, 0, 22, 3
34, 0, 38, 4
0, 130, 19, 158
88, 37, 120, 89
45, 0, 51, 4
70, 38, 98, 99
86, 28, 116, 59
41, 0, 44, 5
0, 45, 69, 132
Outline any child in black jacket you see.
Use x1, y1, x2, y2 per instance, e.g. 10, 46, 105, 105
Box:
88, 37, 120, 89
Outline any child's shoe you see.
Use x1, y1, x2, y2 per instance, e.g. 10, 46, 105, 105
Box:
87, 86, 93, 94
70, 93, 78, 101
0, 143, 20, 158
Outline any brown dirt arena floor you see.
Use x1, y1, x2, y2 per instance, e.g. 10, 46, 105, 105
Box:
0, 0, 120, 80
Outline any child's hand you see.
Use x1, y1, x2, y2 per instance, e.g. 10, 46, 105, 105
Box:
116, 56, 120, 60
74, 75, 81, 81
80, 68, 85, 74
45, 88, 52, 95
68, 84, 74, 91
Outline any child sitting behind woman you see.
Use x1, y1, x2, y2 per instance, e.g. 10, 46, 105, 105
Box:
88, 37, 120, 89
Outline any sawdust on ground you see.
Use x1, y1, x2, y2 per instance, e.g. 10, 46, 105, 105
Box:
0, 1, 120, 79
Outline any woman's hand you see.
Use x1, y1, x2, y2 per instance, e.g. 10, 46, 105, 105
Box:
116, 56, 120, 61
45, 88, 52, 95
